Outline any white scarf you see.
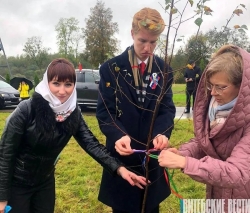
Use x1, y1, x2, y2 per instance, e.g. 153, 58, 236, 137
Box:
35, 67, 77, 122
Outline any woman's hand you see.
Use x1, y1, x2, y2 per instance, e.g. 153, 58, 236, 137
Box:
158, 149, 186, 169
117, 167, 149, 189
153, 134, 169, 150
167, 147, 180, 155
115, 135, 133, 155
0, 201, 7, 213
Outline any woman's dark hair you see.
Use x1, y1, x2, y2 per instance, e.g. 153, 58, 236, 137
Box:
47, 58, 76, 84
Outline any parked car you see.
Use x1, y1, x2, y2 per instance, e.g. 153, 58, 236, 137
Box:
75, 69, 100, 108
0, 80, 20, 109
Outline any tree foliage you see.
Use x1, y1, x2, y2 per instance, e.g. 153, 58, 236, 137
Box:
205, 27, 250, 53
34, 73, 40, 87
5, 73, 10, 84
184, 33, 209, 65
199, 58, 206, 72
83, 0, 119, 68
171, 48, 188, 83
55, 17, 83, 65
23, 36, 50, 71
179, 25, 250, 81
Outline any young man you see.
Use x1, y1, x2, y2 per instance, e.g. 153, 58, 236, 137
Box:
96, 7, 176, 213
184, 60, 201, 113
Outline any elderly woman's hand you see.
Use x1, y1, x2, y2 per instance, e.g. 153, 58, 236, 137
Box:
158, 149, 186, 169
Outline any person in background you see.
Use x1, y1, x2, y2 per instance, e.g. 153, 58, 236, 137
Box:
0, 58, 148, 213
78, 62, 82, 71
158, 45, 250, 212
96, 7, 176, 213
18, 80, 30, 100
183, 60, 201, 113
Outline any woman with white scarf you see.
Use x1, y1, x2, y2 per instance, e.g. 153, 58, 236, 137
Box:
0, 58, 147, 213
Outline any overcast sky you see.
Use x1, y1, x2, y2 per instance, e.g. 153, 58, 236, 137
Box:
1, 0, 250, 57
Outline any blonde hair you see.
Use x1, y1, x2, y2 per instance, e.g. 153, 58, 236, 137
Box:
205, 44, 243, 87
132, 7, 165, 35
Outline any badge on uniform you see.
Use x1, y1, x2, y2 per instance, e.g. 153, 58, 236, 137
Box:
149, 73, 160, 89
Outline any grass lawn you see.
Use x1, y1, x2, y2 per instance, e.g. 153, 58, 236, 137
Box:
53, 116, 205, 213
172, 84, 186, 107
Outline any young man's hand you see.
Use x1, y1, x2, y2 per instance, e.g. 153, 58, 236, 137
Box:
115, 135, 133, 155
153, 134, 169, 150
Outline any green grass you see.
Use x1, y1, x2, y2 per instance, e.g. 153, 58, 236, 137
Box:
57, 115, 204, 212
172, 84, 186, 107
0, 105, 205, 213
55, 116, 205, 213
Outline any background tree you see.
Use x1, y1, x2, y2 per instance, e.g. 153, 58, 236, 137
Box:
171, 48, 188, 83
34, 73, 40, 87
199, 58, 206, 72
184, 33, 209, 66
154, 34, 173, 59
5, 73, 10, 84
83, 0, 119, 68
55, 17, 84, 65
23, 36, 50, 72
205, 26, 250, 53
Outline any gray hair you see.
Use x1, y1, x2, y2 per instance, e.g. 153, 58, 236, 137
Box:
205, 44, 243, 87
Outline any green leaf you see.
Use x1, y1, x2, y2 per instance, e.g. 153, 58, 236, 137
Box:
171, 8, 178, 14
165, 4, 170, 11
203, 0, 209, 2
238, 29, 245, 33
177, 38, 182, 42
165, 0, 171, 4
241, 25, 248, 30
141, 21, 147, 27
240, 4, 246, 8
194, 18, 203, 27
188, 0, 194, 7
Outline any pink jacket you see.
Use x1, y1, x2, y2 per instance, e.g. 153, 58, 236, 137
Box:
179, 47, 250, 201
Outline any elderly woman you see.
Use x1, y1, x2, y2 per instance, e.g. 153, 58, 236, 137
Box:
158, 44, 250, 211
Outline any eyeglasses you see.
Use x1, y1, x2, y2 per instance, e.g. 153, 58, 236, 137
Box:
206, 82, 231, 95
